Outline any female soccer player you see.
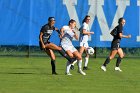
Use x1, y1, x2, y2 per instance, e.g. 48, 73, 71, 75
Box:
60, 19, 86, 75
39, 17, 75, 75
101, 17, 131, 72
70, 15, 94, 70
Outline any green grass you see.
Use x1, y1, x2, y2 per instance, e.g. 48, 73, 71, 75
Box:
0, 57, 139, 93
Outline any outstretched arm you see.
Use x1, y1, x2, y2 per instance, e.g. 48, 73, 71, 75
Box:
119, 33, 131, 38
82, 29, 94, 36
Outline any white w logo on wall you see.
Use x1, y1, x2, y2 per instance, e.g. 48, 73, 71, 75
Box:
63, 0, 140, 41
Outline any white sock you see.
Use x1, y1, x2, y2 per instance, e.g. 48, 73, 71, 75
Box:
71, 60, 77, 65
66, 61, 71, 74
84, 57, 89, 67
77, 60, 82, 71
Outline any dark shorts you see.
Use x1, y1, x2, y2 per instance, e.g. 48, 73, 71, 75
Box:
39, 41, 50, 50
111, 40, 120, 50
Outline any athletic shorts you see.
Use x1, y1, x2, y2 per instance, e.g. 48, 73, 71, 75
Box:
111, 40, 120, 50
61, 44, 77, 53
80, 41, 89, 48
39, 41, 50, 50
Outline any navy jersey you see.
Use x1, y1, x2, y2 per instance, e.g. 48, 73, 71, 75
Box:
113, 25, 123, 42
40, 24, 55, 44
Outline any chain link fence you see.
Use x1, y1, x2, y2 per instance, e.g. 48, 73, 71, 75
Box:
0, 46, 140, 58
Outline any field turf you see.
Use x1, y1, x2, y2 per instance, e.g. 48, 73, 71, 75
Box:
0, 57, 139, 93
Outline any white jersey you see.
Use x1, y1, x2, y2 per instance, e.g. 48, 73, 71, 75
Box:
61, 26, 77, 53
79, 22, 90, 42
61, 26, 75, 45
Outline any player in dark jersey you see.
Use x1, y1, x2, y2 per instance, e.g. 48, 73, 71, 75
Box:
39, 17, 61, 51
39, 17, 76, 75
101, 17, 131, 72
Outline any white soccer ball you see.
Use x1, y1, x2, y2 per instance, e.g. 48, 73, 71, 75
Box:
87, 47, 95, 55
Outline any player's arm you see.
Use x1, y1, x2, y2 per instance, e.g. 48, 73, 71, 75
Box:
60, 28, 65, 38
82, 29, 94, 36
72, 30, 78, 40
54, 27, 62, 38
39, 32, 45, 49
54, 27, 60, 33
119, 33, 131, 38
118, 26, 131, 38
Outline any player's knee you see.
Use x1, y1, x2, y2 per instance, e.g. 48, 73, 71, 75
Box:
77, 55, 82, 60
120, 55, 124, 58
58, 47, 62, 51
51, 57, 55, 60
51, 55, 56, 60
69, 54, 74, 58
109, 56, 114, 60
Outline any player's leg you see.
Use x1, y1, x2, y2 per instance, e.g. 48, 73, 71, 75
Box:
83, 43, 89, 70
58, 48, 76, 63
45, 43, 62, 50
70, 46, 84, 70
115, 48, 124, 72
101, 49, 118, 71
101, 41, 118, 71
106, 49, 118, 66
45, 42, 76, 64
65, 50, 74, 75
65, 61, 72, 75
45, 49, 58, 75
61, 44, 76, 75
79, 46, 85, 55
73, 51, 86, 75
83, 48, 89, 70
70, 43, 84, 70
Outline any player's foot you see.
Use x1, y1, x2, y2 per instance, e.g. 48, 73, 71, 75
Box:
115, 67, 122, 72
101, 65, 106, 72
52, 72, 58, 75
78, 70, 86, 75
83, 66, 89, 70
70, 65, 74, 70
65, 72, 72, 75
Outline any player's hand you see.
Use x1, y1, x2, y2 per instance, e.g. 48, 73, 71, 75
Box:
72, 30, 76, 34
59, 34, 62, 39
127, 35, 131, 38
55, 27, 59, 31
90, 32, 94, 34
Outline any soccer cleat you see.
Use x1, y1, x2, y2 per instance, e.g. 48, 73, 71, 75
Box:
52, 72, 58, 75
70, 65, 74, 70
101, 66, 106, 72
83, 66, 89, 70
65, 72, 72, 75
115, 67, 122, 72
78, 70, 86, 75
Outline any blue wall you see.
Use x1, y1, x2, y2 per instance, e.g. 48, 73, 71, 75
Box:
0, 0, 140, 47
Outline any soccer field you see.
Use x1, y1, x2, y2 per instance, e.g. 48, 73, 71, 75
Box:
0, 57, 139, 93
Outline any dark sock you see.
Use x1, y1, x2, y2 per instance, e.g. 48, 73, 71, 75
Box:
116, 56, 122, 67
103, 57, 110, 66
51, 60, 56, 73
58, 50, 75, 62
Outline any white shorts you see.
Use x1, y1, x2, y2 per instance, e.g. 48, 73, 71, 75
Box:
61, 44, 77, 53
80, 41, 89, 48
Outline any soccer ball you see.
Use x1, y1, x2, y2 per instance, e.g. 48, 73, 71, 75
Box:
87, 47, 95, 55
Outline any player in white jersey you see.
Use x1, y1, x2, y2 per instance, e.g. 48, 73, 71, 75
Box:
70, 15, 94, 70
60, 19, 86, 75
